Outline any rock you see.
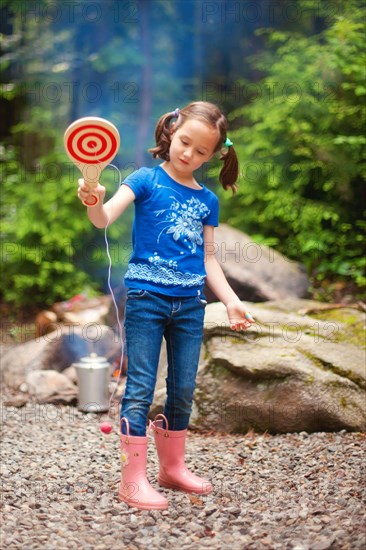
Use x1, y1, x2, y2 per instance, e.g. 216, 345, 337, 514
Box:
53, 295, 112, 325
2, 394, 28, 408
191, 299, 366, 433
148, 344, 168, 419
35, 310, 58, 338
62, 366, 78, 384
0, 325, 120, 390
311, 537, 336, 550
26, 370, 78, 404
203, 224, 310, 302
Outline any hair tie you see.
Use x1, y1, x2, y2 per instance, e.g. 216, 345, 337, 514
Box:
224, 137, 233, 147
171, 107, 180, 118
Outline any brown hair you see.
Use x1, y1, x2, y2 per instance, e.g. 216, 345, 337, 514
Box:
149, 101, 239, 192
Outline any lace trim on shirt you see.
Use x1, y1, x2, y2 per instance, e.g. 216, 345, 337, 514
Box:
125, 262, 205, 287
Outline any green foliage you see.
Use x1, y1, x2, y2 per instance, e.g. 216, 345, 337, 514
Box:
218, 0, 366, 292
1, 145, 89, 307
0, 143, 134, 309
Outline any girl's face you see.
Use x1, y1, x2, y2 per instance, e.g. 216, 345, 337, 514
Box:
169, 119, 220, 178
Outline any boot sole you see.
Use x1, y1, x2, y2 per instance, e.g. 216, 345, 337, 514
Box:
118, 493, 168, 510
158, 477, 213, 495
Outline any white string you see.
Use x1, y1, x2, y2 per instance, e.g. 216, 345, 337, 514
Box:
103, 163, 125, 419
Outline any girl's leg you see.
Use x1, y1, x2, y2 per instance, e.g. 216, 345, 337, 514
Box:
153, 296, 212, 495
163, 295, 206, 430
121, 290, 168, 436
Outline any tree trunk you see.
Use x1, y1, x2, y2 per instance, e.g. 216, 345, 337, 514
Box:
136, 0, 153, 166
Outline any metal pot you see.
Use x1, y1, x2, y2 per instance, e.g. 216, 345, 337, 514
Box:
73, 353, 111, 412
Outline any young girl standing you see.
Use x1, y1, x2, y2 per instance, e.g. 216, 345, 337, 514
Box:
78, 101, 254, 510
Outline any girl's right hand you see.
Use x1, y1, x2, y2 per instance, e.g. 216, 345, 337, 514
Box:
77, 178, 106, 205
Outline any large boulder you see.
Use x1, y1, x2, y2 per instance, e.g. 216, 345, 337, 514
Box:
190, 299, 365, 433
204, 224, 310, 302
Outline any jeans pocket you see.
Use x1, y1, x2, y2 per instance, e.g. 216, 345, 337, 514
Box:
126, 289, 148, 300
195, 296, 208, 308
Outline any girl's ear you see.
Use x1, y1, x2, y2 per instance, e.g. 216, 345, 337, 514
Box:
170, 122, 176, 134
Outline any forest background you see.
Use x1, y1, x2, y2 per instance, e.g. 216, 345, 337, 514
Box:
1, 0, 365, 313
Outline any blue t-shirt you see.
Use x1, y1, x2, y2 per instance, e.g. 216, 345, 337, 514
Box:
123, 165, 219, 297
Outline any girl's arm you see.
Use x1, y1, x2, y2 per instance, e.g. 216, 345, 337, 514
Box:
203, 225, 255, 331
78, 179, 136, 228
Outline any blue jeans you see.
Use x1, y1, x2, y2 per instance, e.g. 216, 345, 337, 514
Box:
120, 289, 206, 436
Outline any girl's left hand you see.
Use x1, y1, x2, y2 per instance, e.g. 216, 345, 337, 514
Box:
226, 300, 255, 331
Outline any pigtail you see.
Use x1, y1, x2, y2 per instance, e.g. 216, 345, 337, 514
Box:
219, 144, 239, 193
148, 112, 177, 160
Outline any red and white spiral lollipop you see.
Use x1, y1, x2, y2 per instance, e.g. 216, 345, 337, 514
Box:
64, 116, 120, 207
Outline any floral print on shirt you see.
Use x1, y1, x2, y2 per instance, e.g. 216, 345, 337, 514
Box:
154, 196, 210, 254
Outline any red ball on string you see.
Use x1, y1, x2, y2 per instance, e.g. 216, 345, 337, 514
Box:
100, 421, 113, 434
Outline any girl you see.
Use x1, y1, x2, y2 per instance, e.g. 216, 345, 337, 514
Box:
78, 101, 255, 510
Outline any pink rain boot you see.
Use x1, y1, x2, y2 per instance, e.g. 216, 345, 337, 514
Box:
153, 414, 213, 495
118, 417, 168, 510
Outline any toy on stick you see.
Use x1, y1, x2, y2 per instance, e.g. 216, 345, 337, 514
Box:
64, 116, 120, 207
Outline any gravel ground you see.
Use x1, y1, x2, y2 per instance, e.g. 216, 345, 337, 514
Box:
1, 398, 365, 550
